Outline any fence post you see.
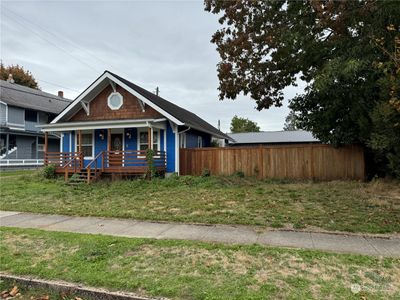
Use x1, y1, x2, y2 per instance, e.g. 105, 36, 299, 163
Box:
259, 145, 264, 179
87, 167, 91, 184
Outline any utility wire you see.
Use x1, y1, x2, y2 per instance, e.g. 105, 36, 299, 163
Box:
3, 7, 119, 72
36, 78, 81, 93
2, 11, 101, 73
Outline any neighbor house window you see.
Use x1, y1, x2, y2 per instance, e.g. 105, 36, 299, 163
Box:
197, 136, 203, 148
107, 92, 123, 110
138, 129, 159, 151
76, 132, 93, 158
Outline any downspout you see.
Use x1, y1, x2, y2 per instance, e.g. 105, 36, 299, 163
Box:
178, 126, 191, 134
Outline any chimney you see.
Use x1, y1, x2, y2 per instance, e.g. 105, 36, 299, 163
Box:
58, 91, 64, 98
7, 74, 14, 83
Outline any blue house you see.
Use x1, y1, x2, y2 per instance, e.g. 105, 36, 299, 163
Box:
41, 71, 230, 181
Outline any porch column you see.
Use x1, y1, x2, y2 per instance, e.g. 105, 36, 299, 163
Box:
78, 130, 82, 153
107, 129, 111, 151
148, 127, 152, 150
44, 132, 48, 153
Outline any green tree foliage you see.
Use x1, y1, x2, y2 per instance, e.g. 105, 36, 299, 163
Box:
206, 0, 400, 177
283, 111, 300, 131
0, 63, 39, 89
230, 115, 260, 133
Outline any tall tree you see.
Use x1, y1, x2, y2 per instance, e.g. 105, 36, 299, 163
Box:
0, 63, 39, 89
230, 115, 260, 133
283, 110, 299, 131
205, 0, 400, 177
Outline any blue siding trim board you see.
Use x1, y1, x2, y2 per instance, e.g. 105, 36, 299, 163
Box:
166, 122, 176, 173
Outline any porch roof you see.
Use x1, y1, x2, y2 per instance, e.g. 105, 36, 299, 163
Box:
40, 118, 167, 132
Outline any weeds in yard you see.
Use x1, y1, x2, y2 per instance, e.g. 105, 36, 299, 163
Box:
1, 171, 399, 233
0, 227, 399, 300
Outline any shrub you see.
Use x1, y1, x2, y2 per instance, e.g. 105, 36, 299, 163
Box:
41, 164, 56, 179
69, 173, 81, 181
201, 168, 210, 177
145, 149, 157, 179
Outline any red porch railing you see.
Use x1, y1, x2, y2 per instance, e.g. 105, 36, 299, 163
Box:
44, 150, 166, 182
44, 152, 83, 169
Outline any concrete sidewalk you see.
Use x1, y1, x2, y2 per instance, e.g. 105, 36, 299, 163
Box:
1, 211, 399, 257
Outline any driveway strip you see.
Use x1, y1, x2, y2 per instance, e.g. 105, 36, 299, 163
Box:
1, 211, 399, 257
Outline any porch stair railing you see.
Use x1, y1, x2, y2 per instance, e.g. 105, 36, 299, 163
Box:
85, 151, 104, 183
62, 152, 83, 181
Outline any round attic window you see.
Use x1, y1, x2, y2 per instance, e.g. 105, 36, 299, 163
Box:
107, 92, 123, 110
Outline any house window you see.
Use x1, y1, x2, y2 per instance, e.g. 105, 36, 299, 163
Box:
76, 132, 93, 158
25, 110, 37, 122
138, 129, 159, 151
197, 136, 203, 148
107, 92, 123, 110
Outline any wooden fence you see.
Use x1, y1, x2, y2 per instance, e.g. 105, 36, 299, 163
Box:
179, 144, 365, 180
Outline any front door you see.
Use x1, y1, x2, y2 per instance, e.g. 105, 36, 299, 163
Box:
110, 133, 123, 167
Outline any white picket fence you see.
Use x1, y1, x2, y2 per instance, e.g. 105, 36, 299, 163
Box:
0, 159, 44, 167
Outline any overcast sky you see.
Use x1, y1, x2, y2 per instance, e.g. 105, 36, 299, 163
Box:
1, 0, 302, 132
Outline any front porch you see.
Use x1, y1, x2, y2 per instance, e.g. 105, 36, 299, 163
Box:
44, 149, 166, 183
42, 121, 172, 183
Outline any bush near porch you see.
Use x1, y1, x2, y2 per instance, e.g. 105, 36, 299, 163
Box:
0, 171, 399, 234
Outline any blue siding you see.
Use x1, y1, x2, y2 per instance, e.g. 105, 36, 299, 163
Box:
62, 132, 70, 152
95, 129, 108, 154
71, 131, 75, 152
124, 128, 137, 167
185, 129, 212, 148
125, 128, 137, 150
166, 122, 176, 173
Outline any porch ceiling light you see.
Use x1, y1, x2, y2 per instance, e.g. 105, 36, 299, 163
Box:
107, 92, 123, 110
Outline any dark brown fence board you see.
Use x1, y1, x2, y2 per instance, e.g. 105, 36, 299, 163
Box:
179, 144, 365, 180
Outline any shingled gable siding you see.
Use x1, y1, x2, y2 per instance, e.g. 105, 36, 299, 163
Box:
69, 85, 162, 121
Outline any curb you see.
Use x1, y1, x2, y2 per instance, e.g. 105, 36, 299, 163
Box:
0, 273, 166, 300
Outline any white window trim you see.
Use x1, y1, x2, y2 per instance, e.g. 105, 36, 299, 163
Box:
137, 128, 160, 155
75, 130, 95, 160
107, 92, 123, 110
197, 136, 203, 148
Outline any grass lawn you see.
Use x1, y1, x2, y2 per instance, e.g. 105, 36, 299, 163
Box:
0, 170, 399, 233
1, 227, 399, 300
